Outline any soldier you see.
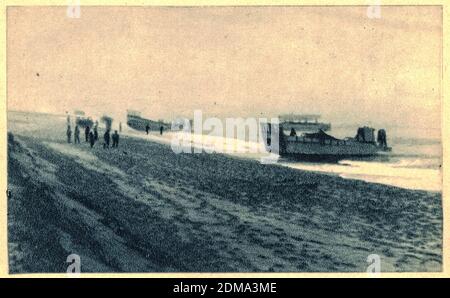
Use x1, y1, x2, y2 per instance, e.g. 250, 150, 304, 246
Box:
94, 125, 98, 141
74, 125, 80, 144
89, 130, 95, 148
160, 125, 164, 135
85, 126, 90, 142
67, 125, 72, 143
112, 130, 120, 148
103, 130, 110, 148
145, 123, 150, 135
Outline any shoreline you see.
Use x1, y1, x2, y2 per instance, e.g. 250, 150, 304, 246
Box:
7, 126, 443, 273
122, 130, 442, 194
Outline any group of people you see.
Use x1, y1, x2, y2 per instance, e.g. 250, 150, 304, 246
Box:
146, 123, 164, 135
101, 128, 120, 149
66, 123, 120, 149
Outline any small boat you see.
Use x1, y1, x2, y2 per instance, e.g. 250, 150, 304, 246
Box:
262, 122, 391, 161
127, 110, 170, 132
279, 114, 331, 132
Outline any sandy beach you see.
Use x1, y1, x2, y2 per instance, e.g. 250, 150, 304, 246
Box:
7, 112, 442, 273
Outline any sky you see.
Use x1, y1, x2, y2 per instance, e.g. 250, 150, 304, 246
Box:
7, 6, 442, 128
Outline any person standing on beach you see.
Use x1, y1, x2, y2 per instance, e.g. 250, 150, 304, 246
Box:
94, 125, 98, 141
145, 123, 150, 135
103, 130, 110, 148
160, 125, 163, 135
85, 126, 90, 142
112, 130, 120, 148
119, 122, 122, 132
74, 125, 80, 144
89, 130, 95, 148
66, 125, 72, 143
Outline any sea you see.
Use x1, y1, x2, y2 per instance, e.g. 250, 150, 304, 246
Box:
277, 126, 442, 192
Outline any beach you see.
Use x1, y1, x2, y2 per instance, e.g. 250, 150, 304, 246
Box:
7, 112, 442, 273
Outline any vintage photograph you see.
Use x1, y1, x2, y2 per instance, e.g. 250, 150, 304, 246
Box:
6, 5, 442, 273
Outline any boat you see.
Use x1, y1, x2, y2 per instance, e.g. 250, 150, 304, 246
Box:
279, 114, 331, 132
261, 122, 391, 161
126, 110, 170, 132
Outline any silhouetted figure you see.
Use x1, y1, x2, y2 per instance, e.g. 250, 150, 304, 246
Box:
145, 124, 150, 135
112, 130, 120, 148
103, 130, 110, 148
89, 131, 95, 148
160, 126, 164, 135
290, 128, 297, 137
74, 125, 80, 144
94, 125, 98, 141
119, 122, 122, 132
85, 126, 90, 142
67, 125, 72, 143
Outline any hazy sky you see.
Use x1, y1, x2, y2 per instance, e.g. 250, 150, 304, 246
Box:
7, 6, 442, 127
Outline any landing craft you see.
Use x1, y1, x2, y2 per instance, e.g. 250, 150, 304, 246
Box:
261, 122, 391, 161
126, 110, 170, 131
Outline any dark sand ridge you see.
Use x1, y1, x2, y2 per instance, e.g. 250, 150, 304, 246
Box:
7, 112, 442, 272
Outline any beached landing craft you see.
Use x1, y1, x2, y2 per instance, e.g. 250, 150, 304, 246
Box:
127, 110, 170, 131
261, 122, 391, 161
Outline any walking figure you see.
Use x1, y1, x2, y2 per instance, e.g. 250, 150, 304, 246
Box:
145, 123, 150, 135
112, 130, 120, 148
94, 125, 98, 141
67, 125, 72, 143
85, 126, 90, 142
74, 125, 80, 144
160, 126, 164, 135
103, 130, 110, 148
89, 131, 95, 148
